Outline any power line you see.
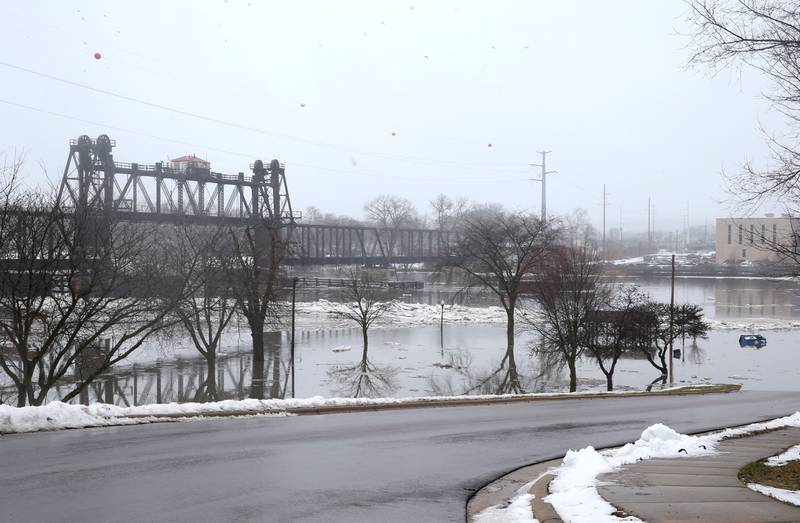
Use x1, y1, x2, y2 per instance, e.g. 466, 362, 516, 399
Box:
0, 97, 529, 185
0, 60, 532, 173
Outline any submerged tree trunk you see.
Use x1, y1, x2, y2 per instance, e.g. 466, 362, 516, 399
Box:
250, 318, 265, 363
645, 374, 667, 392
505, 346, 523, 394
250, 356, 265, 399
506, 307, 515, 353
198, 352, 218, 402
361, 326, 369, 362
567, 357, 577, 392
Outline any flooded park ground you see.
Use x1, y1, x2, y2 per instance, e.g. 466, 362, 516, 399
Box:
10, 275, 800, 406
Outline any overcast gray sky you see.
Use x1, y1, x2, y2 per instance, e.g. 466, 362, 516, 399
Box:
0, 1, 781, 232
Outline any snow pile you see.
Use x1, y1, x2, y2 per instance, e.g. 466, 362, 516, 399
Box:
766, 443, 800, 467
523, 412, 800, 523
747, 483, 800, 506
546, 424, 714, 522
474, 493, 537, 523
0, 402, 158, 434
474, 473, 550, 523
0, 400, 295, 434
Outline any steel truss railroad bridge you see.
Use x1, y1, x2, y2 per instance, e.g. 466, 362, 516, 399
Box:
57, 135, 455, 266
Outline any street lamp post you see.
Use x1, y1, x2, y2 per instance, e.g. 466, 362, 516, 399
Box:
440, 300, 445, 351
291, 277, 298, 398
669, 255, 675, 386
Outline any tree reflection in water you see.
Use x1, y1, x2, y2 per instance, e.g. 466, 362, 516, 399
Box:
249, 332, 287, 400
686, 340, 705, 365
428, 345, 560, 396
327, 354, 397, 398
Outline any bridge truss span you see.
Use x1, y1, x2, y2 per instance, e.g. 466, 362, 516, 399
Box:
55, 135, 455, 265
285, 224, 454, 265
56, 134, 296, 226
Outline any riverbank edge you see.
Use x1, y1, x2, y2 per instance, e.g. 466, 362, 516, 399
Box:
127, 384, 740, 419
0, 385, 741, 435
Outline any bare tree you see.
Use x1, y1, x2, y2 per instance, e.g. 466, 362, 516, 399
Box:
448, 207, 557, 357
632, 299, 710, 384
430, 194, 469, 231
227, 224, 286, 365
0, 190, 192, 406
326, 269, 395, 397
564, 208, 595, 248
430, 194, 453, 231
527, 243, 607, 392
303, 205, 363, 226
687, 1, 800, 265
169, 225, 239, 402
304, 205, 323, 224
331, 269, 391, 360
364, 195, 419, 257
364, 194, 418, 228
584, 285, 648, 391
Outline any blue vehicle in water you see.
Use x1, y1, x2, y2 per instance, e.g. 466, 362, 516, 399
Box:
739, 334, 767, 348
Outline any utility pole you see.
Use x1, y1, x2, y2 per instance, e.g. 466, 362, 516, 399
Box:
530, 151, 556, 221
647, 196, 653, 253
440, 300, 445, 353
602, 184, 608, 261
685, 202, 691, 251
652, 204, 656, 248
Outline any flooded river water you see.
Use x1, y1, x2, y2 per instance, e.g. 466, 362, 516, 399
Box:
18, 276, 800, 405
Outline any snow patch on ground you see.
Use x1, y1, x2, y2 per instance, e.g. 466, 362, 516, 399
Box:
747, 483, 800, 506
474, 473, 547, 523
0, 386, 720, 434
474, 493, 537, 523
545, 423, 716, 523
767, 444, 800, 467
495, 412, 800, 523
0, 402, 159, 434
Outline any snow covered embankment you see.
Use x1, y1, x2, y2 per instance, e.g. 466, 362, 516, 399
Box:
746, 441, 800, 506
478, 412, 800, 522
747, 483, 800, 507
0, 386, 728, 434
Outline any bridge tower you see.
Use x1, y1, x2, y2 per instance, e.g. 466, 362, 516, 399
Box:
56, 134, 297, 271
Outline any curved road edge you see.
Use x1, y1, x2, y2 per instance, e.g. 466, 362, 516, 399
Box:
465, 408, 799, 523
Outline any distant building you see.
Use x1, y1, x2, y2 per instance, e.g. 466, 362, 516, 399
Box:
715, 215, 798, 263
170, 155, 210, 172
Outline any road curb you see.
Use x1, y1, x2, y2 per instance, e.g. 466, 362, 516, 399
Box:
465, 409, 799, 523
125, 384, 742, 421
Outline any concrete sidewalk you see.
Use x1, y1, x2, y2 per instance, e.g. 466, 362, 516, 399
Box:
597, 427, 800, 523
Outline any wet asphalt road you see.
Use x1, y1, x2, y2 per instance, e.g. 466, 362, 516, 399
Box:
1, 391, 799, 523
